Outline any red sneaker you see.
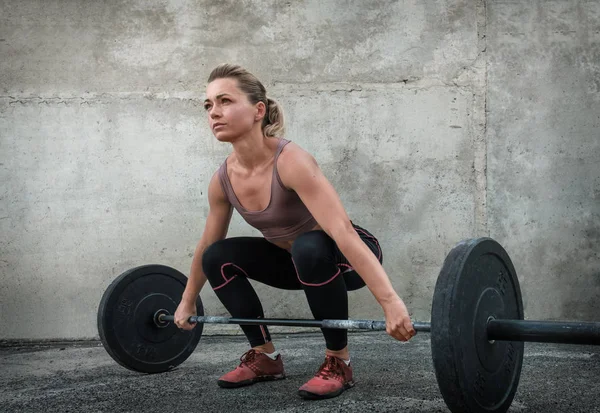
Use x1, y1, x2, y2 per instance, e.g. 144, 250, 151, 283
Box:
298, 355, 355, 399
217, 349, 285, 388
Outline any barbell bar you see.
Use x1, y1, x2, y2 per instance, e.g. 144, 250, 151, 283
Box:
487, 319, 600, 345
97, 237, 600, 413
158, 314, 431, 332
156, 315, 600, 345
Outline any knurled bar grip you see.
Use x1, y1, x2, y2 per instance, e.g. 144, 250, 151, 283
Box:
159, 315, 432, 332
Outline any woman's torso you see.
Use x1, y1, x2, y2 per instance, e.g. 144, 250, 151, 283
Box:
223, 138, 321, 251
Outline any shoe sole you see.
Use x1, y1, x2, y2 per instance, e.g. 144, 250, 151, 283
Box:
298, 380, 355, 400
217, 373, 286, 389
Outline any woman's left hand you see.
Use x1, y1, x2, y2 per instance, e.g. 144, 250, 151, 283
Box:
382, 297, 416, 342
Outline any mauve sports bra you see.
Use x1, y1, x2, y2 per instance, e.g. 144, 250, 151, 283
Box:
217, 138, 318, 243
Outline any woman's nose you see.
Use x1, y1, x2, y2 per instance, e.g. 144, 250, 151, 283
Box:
209, 107, 222, 118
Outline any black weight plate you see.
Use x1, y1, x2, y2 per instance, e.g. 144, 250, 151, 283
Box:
97, 265, 204, 373
431, 238, 524, 413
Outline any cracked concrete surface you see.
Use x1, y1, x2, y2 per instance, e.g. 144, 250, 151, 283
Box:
2, 333, 600, 412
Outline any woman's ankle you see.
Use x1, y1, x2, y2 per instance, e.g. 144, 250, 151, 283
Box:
325, 347, 350, 360
253, 342, 276, 354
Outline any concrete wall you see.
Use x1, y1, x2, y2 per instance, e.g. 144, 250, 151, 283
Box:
0, 0, 597, 340
487, 0, 600, 320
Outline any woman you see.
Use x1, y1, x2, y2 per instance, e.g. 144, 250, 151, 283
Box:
174, 64, 415, 400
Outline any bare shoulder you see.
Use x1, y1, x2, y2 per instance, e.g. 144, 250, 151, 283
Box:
277, 141, 321, 188
278, 141, 318, 169
207, 168, 229, 205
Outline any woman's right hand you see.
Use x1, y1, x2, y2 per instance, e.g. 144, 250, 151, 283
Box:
174, 300, 197, 331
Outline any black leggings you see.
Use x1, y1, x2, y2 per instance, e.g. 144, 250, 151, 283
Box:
202, 223, 383, 351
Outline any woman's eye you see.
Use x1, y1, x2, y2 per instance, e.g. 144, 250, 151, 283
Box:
222, 98, 230, 103
204, 105, 211, 111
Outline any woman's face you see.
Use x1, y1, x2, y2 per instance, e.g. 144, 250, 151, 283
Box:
204, 78, 263, 142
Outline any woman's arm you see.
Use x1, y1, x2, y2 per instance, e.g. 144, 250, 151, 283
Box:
277, 144, 415, 341
175, 171, 233, 330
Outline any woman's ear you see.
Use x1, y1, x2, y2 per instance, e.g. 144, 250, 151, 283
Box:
255, 101, 267, 122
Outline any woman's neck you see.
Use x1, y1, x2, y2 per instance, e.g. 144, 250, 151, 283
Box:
230, 129, 277, 170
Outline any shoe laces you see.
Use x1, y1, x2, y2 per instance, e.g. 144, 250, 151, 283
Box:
316, 356, 345, 380
239, 349, 259, 366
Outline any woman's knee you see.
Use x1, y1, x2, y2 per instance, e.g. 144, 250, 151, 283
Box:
291, 231, 338, 284
201, 239, 231, 279
291, 231, 334, 263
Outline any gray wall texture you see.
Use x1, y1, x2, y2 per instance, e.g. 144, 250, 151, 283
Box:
0, 0, 598, 340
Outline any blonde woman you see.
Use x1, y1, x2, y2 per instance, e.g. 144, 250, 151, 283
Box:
175, 64, 415, 399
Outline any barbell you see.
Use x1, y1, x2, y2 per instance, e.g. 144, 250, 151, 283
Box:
97, 237, 600, 413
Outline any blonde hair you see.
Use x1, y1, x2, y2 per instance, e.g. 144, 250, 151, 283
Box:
207, 64, 285, 138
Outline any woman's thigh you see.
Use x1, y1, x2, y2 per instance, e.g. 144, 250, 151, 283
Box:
338, 222, 383, 291
202, 237, 302, 290
290, 222, 383, 291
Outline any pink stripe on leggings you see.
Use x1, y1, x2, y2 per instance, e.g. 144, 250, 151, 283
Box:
292, 228, 380, 288
293, 259, 353, 287
212, 263, 248, 291
259, 324, 269, 342
355, 228, 382, 261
